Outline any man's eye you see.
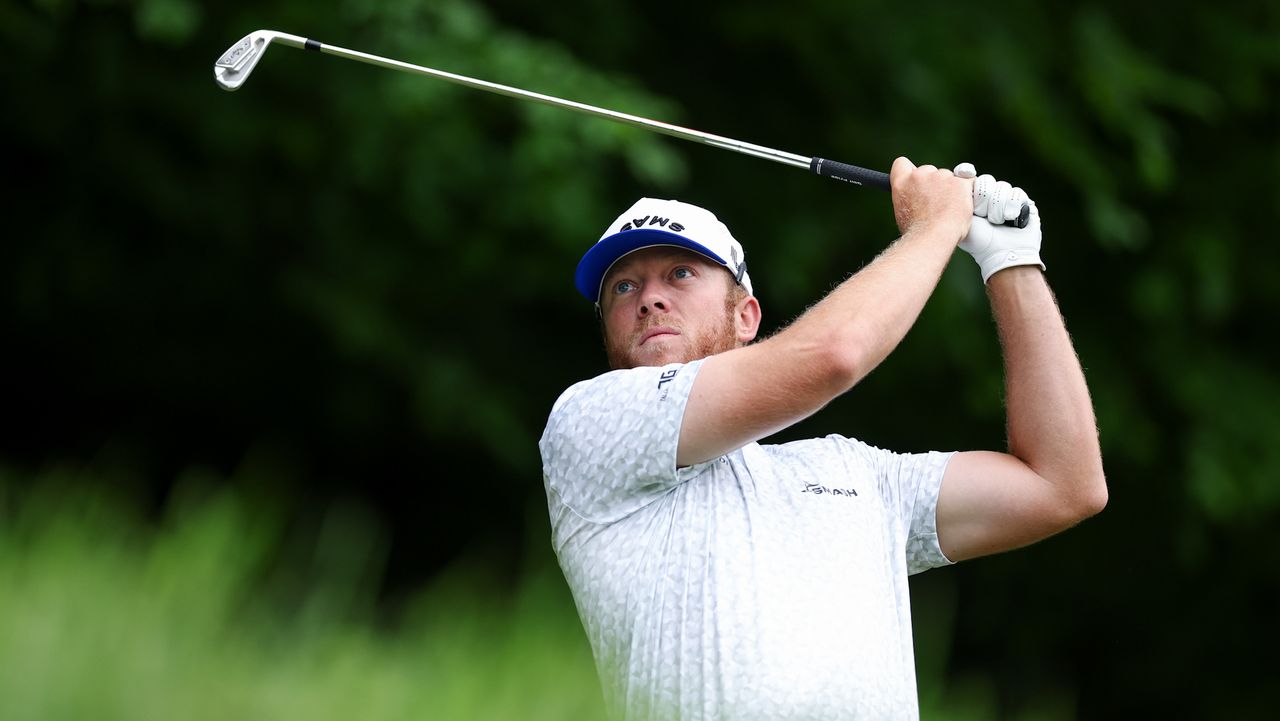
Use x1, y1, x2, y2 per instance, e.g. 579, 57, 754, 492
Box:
613, 280, 636, 294
672, 267, 694, 279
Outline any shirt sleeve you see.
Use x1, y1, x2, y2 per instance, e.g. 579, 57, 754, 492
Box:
539, 359, 704, 524
879, 447, 957, 574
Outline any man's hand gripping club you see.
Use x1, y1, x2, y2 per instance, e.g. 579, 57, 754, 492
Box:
953, 162, 1045, 283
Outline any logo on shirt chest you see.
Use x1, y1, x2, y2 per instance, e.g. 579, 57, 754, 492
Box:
801, 482, 858, 497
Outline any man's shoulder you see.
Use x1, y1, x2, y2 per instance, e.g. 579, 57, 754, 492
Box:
540, 362, 707, 525
548, 361, 703, 417
548, 368, 624, 414
539, 360, 705, 465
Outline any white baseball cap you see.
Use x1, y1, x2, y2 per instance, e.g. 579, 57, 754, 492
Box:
575, 198, 753, 303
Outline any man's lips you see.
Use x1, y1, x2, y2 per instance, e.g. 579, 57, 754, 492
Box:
639, 326, 680, 345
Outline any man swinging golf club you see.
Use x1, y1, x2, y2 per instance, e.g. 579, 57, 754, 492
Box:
539, 158, 1107, 720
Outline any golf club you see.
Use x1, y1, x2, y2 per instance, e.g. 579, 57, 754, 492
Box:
214, 30, 1030, 228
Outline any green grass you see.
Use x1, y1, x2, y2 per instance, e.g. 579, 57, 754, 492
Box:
0, 470, 605, 721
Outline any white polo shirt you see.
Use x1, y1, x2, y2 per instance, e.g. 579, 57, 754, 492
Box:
539, 359, 954, 721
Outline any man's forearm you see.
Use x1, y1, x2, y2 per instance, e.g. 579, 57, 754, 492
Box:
988, 267, 1107, 512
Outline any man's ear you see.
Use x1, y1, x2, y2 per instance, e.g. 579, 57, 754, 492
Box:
736, 295, 762, 344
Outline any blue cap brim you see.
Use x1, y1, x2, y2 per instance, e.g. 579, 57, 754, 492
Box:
575, 229, 728, 302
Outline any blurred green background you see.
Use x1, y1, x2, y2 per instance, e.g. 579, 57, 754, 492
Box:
2, 0, 1278, 718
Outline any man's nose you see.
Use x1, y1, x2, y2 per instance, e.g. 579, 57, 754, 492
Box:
639, 286, 668, 316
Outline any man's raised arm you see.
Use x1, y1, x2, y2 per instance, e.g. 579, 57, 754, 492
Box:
678, 158, 974, 466
936, 189, 1107, 561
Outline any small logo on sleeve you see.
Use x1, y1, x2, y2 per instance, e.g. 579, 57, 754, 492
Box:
657, 368, 678, 401
801, 482, 858, 498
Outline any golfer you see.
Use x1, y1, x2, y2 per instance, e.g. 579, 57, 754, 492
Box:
539, 157, 1107, 721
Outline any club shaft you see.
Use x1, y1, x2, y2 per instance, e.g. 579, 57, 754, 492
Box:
223, 32, 1040, 222
297, 37, 815, 171
228, 31, 1035, 226
227, 33, 910, 198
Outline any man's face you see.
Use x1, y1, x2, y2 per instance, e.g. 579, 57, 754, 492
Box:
599, 246, 753, 369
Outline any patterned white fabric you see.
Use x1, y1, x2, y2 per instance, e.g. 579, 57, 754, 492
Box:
540, 360, 955, 721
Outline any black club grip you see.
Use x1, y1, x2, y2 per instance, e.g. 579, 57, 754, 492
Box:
809, 156, 1031, 228
810, 157, 890, 190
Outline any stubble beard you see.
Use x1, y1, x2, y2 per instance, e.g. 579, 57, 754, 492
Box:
605, 298, 739, 370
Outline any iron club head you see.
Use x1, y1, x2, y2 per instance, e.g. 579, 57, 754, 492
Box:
214, 30, 307, 91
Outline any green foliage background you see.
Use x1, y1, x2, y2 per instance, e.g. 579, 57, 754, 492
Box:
2, 0, 1278, 718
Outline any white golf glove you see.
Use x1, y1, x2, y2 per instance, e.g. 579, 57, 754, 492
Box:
953, 162, 1045, 283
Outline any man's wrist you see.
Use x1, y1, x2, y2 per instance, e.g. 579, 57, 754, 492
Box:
902, 217, 970, 250
985, 263, 1045, 289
